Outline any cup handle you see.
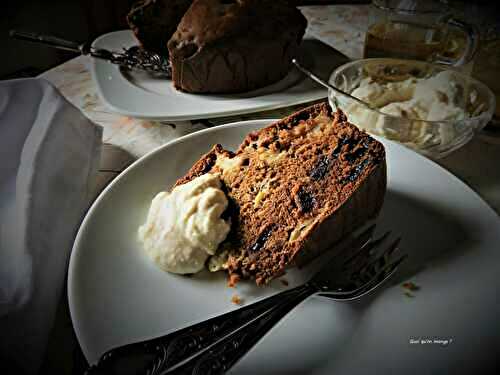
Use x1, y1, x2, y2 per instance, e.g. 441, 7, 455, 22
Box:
435, 18, 479, 67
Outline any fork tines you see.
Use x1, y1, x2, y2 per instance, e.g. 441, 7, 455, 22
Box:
318, 230, 406, 300
351, 237, 401, 278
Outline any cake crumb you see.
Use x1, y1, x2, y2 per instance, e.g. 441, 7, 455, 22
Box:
280, 279, 289, 286
231, 295, 243, 305
402, 281, 420, 298
228, 274, 241, 288
402, 282, 420, 292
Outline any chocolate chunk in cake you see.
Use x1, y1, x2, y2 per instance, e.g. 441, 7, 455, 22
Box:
175, 102, 387, 284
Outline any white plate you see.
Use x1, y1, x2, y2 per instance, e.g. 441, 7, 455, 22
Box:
91, 31, 348, 121
69, 120, 500, 374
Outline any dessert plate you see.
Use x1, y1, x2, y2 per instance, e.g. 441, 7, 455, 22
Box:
69, 120, 500, 374
91, 31, 348, 121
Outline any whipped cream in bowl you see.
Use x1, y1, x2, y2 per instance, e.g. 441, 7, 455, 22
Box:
329, 58, 495, 158
138, 173, 231, 275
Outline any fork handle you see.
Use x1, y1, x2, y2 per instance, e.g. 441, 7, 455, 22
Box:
85, 285, 307, 375
9, 30, 86, 53
167, 284, 316, 375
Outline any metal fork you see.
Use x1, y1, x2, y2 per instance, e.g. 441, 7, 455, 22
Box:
86, 227, 404, 375
9, 30, 172, 77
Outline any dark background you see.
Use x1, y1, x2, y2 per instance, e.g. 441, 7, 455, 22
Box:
1, 0, 371, 79
2, 0, 135, 79
2, 0, 496, 80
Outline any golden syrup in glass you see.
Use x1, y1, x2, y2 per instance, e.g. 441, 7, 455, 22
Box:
364, 21, 446, 61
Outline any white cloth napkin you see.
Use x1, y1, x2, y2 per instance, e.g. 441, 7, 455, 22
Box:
0, 78, 102, 373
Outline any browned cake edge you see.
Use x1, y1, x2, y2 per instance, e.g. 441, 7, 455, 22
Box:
174, 144, 228, 187
237, 102, 338, 154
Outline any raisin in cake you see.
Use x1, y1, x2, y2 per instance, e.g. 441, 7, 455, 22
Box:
127, 0, 192, 55
167, 0, 307, 93
175, 103, 387, 284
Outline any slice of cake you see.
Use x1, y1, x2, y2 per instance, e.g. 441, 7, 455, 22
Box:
174, 102, 387, 285
126, 0, 193, 56
167, 0, 307, 93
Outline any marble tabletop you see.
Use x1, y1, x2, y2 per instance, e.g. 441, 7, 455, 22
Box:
37, 4, 500, 373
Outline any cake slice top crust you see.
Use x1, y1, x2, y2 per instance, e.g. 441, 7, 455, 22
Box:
169, 0, 306, 51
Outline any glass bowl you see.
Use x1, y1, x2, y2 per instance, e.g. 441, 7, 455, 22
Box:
328, 58, 496, 158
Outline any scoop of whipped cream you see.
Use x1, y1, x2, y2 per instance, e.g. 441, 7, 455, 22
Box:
344, 70, 468, 149
138, 173, 231, 274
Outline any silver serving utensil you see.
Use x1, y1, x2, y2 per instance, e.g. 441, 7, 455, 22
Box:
9, 30, 172, 77
166, 231, 404, 375
85, 226, 405, 375
292, 58, 377, 111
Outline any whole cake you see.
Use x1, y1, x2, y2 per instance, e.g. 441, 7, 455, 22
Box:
167, 0, 307, 93
126, 0, 192, 55
174, 103, 387, 284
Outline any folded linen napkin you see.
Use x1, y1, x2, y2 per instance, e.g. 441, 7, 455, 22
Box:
0, 78, 102, 374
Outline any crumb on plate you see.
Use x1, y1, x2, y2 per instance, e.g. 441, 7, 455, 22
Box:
228, 274, 241, 288
231, 294, 243, 305
402, 281, 420, 292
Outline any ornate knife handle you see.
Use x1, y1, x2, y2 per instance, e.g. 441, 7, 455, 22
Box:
168, 284, 316, 375
85, 286, 305, 375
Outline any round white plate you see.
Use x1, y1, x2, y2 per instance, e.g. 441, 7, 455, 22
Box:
91, 31, 348, 121
69, 120, 500, 374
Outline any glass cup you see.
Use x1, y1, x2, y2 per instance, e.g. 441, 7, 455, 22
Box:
328, 58, 496, 158
364, 0, 479, 69
472, 24, 500, 128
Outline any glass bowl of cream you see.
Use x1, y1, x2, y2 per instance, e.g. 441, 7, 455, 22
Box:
328, 58, 496, 158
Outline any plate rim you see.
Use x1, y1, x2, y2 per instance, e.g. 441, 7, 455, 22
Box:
68, 118, 499, 364
91, 30, 329, 121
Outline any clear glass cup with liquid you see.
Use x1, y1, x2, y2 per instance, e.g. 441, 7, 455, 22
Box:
364, 0, 479, 70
